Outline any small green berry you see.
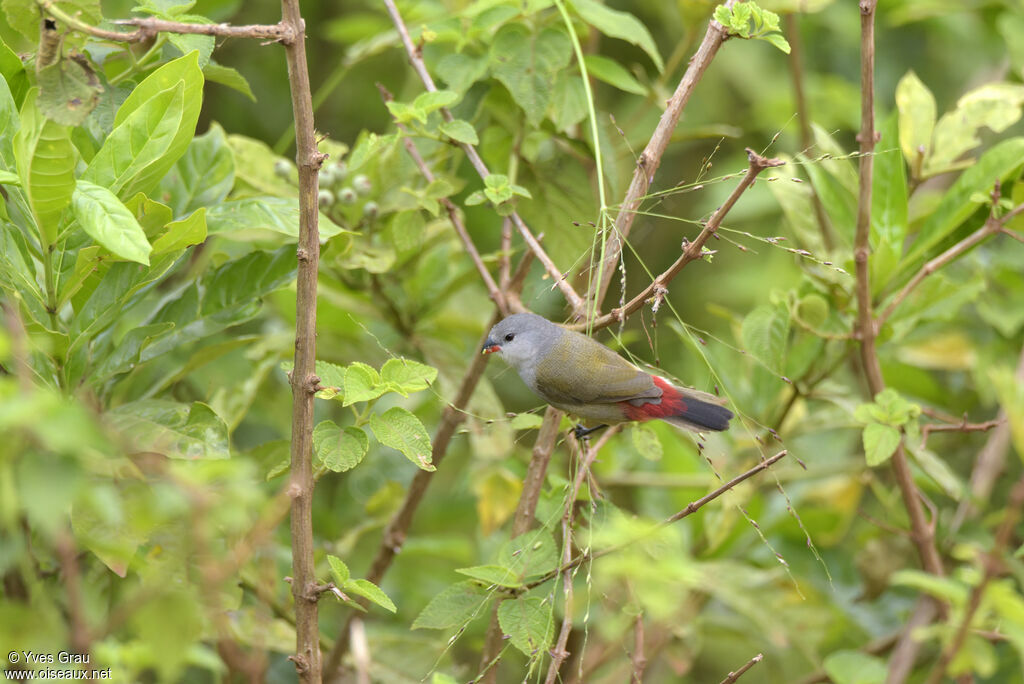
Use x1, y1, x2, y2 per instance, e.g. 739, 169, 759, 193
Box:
338, 187, 357, 204
352, 174, 372, 196
318, 190, 334, 208
362, 201, 379, 219
273, 159, 291, 178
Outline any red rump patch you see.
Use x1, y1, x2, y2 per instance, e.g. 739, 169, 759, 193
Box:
620, 376, 687, 422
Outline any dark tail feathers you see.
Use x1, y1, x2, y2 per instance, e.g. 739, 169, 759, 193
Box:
666, 386, 733, 432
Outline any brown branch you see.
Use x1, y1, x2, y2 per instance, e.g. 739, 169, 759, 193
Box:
630, 614, 647, 684
520, 450, 788, 591
280, 0, 326, 678
572, 149, 783, 332
499, 218, 513, 290
785, 12, 835, 251
876, 199, 1024, 330
378, 84, 509, 315
853, 0, 945, 592
38, 0, 292, 43
380, 0, 585, 317
921, 417, 1004, 445
592, 0, 739, 307
55, 531, 89, 655
718, 653, 763, 684
925, 475, 1024, 684
322, 313, 499, 680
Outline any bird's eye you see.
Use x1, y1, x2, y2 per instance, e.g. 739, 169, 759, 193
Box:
504, 333, 515, 342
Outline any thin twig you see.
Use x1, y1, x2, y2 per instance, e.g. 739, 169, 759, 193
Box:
921, 417, 1004, 445
55, 531, 89, 655
573, 149, 783, 332
630, 614, 647, 684
280, 0, 326, 678
380, 0, 585, 316
924, 476, 1024, 684
853, 0, 945, 590
718, 653, 763, 684
37, 0, 293, 43
592, 0, 739, 307
379, 84, 509, 315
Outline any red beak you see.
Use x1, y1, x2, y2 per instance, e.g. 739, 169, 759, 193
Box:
482, 344, 501, 355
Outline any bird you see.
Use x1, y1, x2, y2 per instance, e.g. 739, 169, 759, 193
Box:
482, 313, 733, 438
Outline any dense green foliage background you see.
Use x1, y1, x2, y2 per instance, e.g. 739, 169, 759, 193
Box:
2, 0, 1024, 682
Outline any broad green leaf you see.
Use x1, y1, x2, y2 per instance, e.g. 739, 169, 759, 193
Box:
823, 650, 886, 684
455, 564, 522, 588
380, 358, 437, 395
226, 133, 295, 196
890, 569, 968, 605
313, 421, 369, 472
761, 32, 791, 54
927, 83, 1024, 174
490, 24, 572, 126
0, 72, 19, 170
436, 52, 489, 92
36, 57, 101, 126
4, 0, 101, 44
510, 413, 544, 430
369, 407, 435, 471
499, 532, 559, 577
439, 119, 479, 145
548, 70, 588, 133
412, 89, 459, 114
871, 112, 907, 245
282, 359, 347, 399
583, 54, 646, 95
895, 70, 936, 169
106, 400, 229, 459
0, 38, 30, 108
84, 52, 204, 200
327, 555, 350, 584
151, 207, 207, 254
862, 423, 900, 466
803, 155, 856, 244
741, 302, 789, 372
14, 90, 76, 247
205, 197, 347, 240
202, 62, 256, 101
497, 596, 554, 657
90, 322, 174, 382
412, 581, 490, 630
343, 362, 385, 406
899, 137, 1024, 276
568, 0, 663, 71
165, 18, 215, 68
631, 424, 663, 461
72, 180, 153, 265
159, 122, 234, 217
343, 579, 396, 613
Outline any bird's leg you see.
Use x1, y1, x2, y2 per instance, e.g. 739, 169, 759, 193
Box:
573, 423, 608, 440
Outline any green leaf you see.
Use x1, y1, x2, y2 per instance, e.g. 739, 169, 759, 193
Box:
822, 650, 887, 684
548, 70, 588, 133
436, 52, 489, 92
890, 569, 968, 605
159, 122, 234, 218
343, 362, 385, 406
455, 564, 523, 588
14, 90, 76, 247
761, 32, 791, 54
151, 207, 207, 254
106, 400, 229, 459
412, 89, 459, 114
497, 596, 554, 657
510, 413, 544, 430
569, 0, 663, 71
907, 446, 963, 499
862, 423, 900, 467
500, 532, 559, 578
0, 38, 30, 109
900, 138, 1024, 274
439, 119, 479, 145
343, 578, 397, 613
895, 70, 936, 169
412, 581, 490, 630
4, 0, 101, 43
72, 180, 153, 265
490, 23, 572, 126
927, 83, 1024, 174
583, 54, 646, 95
313, 421, 369, 473
631, 424, 663, 461
202, 62, 256, 101
205, 197, 347, 240
36, 57, 101, 126
327, 554, 350, 584
380, 358, 437, 396
741, 302, 789, 372
369, 407, 435, 471
84, 53, 203, 199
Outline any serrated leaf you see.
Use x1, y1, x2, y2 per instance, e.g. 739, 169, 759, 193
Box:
107, 400, 229, 459
380, 358, 437, 395
343, 578, 396, 613
72, 180, 153, 265
490, 23, 572, 125
202, 62, 255, 101
569, 0, 663, 71
370, 407, 434, 471
498, 596, 554, 657
327, 554, 350, 584
761, 32, 791, 54
412, 581, 490, 630
500, 532, 558, 578
343, 362, 384, 406
863, 423, 900, 467
313, 421, 369, 473
741, 303, 790, 372
412, 89, 459, 114
455, 564, 522, 588
439, 119, 479, 145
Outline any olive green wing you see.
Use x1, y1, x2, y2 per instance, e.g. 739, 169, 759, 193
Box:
535, 330, 660, 405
